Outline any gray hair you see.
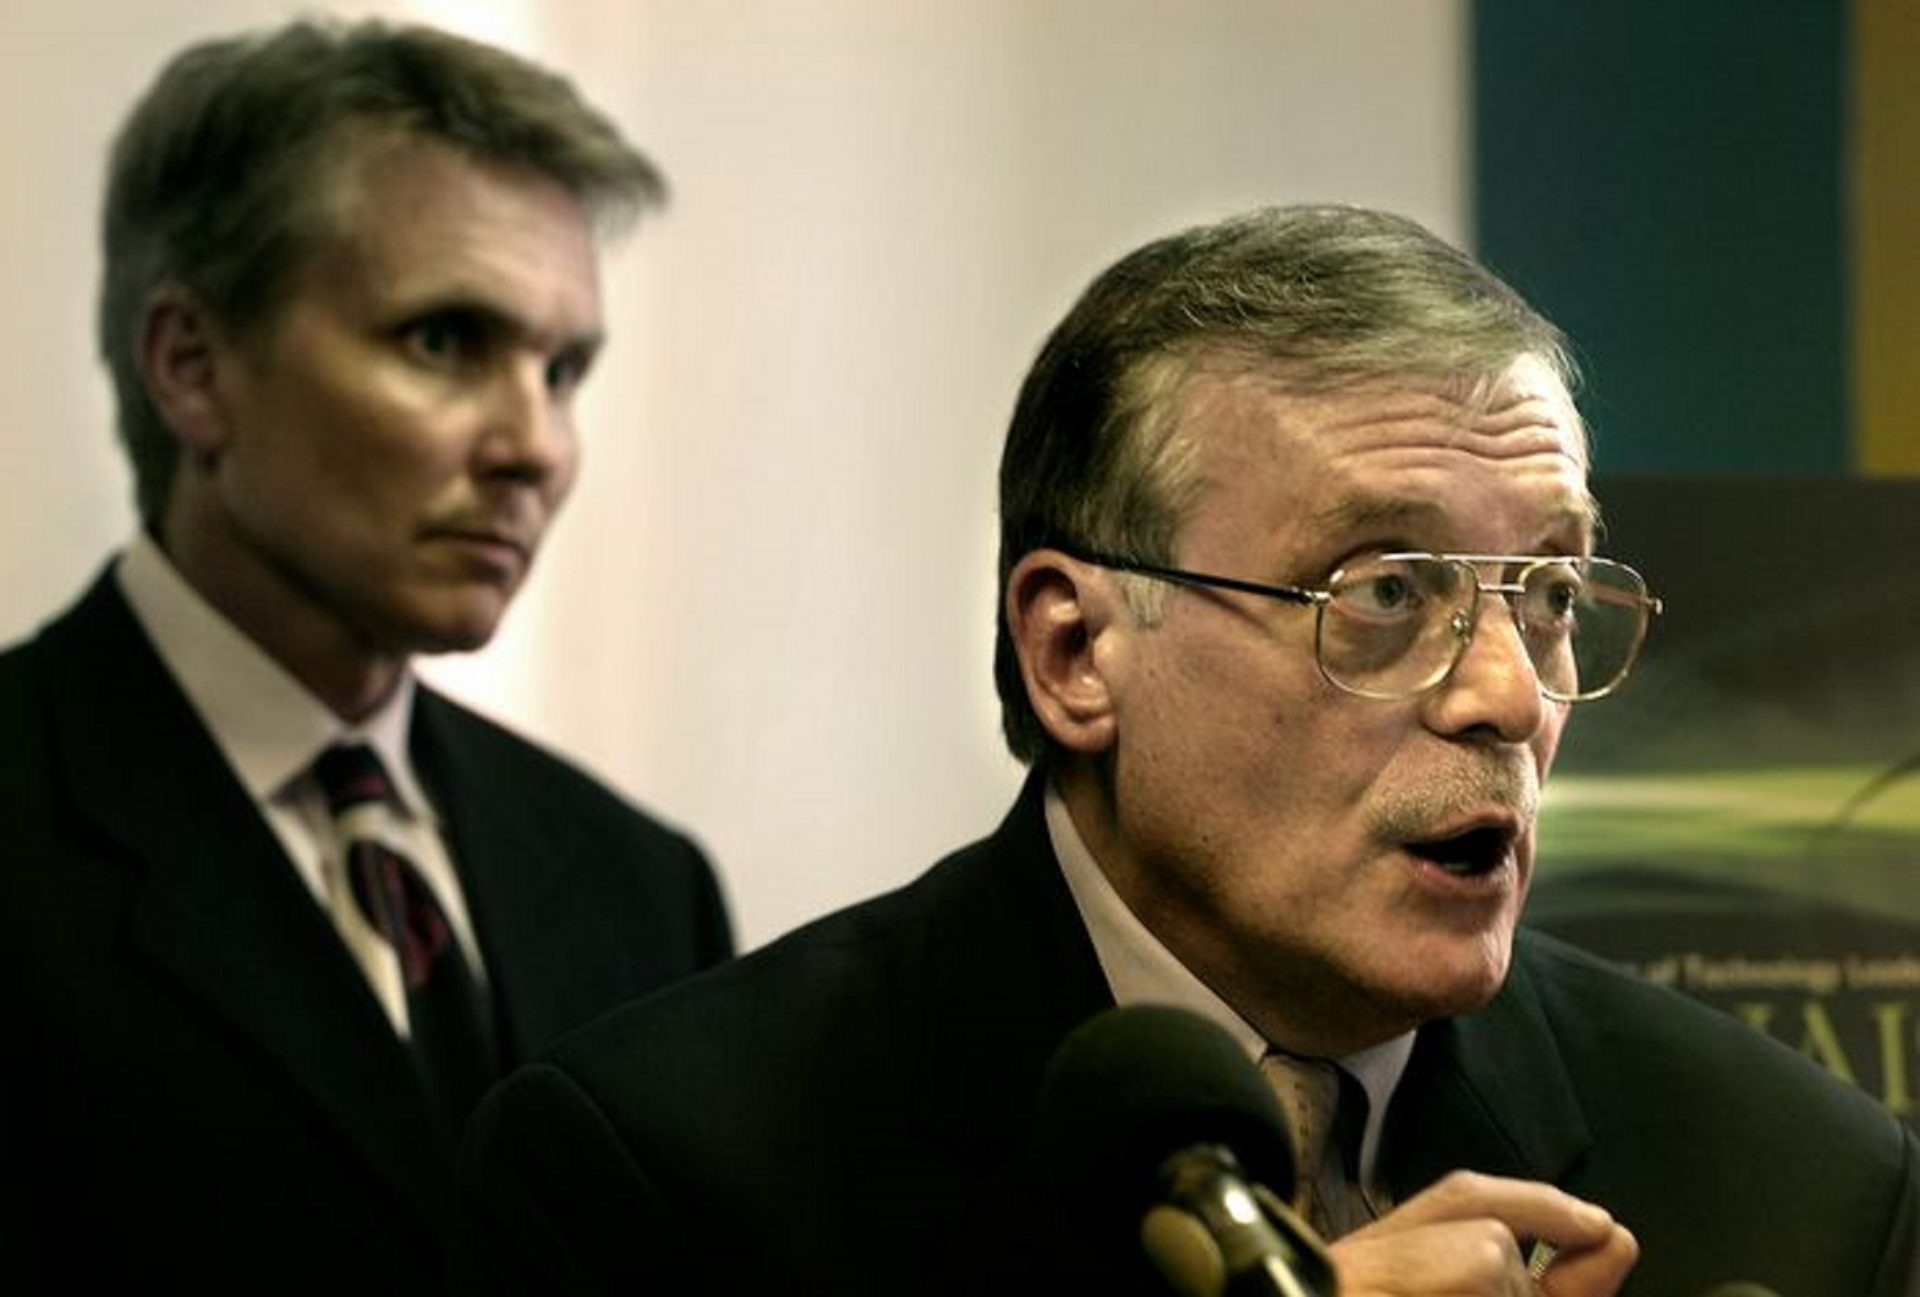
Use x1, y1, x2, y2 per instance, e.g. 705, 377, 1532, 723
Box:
993, 204, 1582, 764
100, 16, 666, 524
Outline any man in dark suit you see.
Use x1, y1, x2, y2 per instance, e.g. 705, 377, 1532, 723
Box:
0, 18, 730, 1294
461, 207, 1919, 1296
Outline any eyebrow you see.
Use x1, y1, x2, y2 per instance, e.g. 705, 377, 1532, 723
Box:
404, 290, 606, 358
1306, 493, 1602, 547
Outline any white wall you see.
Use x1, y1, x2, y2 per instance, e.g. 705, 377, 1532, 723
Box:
0, 0, 1466, 949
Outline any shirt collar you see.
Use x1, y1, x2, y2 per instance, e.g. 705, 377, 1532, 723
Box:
116, 534, 430, 821
1046, 780, 1269, 1061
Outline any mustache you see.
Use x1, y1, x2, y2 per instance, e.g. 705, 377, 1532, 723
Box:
1368, 754, 1540, 842
421, 500, 544, 546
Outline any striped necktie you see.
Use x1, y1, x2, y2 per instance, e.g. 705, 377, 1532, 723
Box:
313, 743, 499, 1145
1259, 1051, 1379, 1239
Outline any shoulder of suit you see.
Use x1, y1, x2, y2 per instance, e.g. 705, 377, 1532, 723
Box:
547, 824, 1003, 1065
411, 684, 708, 856
1513, 926, 1904, 1128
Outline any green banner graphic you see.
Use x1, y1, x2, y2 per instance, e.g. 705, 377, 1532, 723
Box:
1530, 476, 1920, 1125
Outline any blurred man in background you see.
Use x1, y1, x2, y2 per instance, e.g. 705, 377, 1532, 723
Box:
0, 17, 730, 1293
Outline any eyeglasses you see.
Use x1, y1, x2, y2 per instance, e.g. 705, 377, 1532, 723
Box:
1065, 547, 1662, 702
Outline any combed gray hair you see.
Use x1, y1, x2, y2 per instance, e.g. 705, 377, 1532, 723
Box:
993, 204, 1583, 764
100, 16, 666, 525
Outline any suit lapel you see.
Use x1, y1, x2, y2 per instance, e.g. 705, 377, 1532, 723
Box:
410, 692, 577, 1065
913, 770, 1115, 1162
41, 574, 448, 1219
1382, 935, 1593, 1196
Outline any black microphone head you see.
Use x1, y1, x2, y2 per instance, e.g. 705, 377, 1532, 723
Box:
1034, 1004, 1298, 1239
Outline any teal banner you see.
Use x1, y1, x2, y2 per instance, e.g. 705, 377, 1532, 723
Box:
1472, 1, 1846, 475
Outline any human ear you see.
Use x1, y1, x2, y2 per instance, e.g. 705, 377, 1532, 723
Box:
1006, 549, 1121, 755
136, 287, 232, 464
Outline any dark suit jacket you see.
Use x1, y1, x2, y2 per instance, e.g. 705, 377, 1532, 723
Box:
0, 570, 732, 1295
461, 773, 1919, 1297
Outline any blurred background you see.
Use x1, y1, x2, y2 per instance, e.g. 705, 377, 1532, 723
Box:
3, 0, 1911, 960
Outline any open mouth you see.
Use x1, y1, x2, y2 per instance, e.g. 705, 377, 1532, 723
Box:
1405, 826, 1512, 877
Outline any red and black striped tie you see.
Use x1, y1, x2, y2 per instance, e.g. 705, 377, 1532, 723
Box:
313, 744, 499, 1144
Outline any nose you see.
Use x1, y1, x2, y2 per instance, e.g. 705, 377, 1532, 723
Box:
1418, 593, 1549, 743
474, 357, 576, 489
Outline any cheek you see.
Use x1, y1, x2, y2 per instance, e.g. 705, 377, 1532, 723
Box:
303, 424, 427, 518
1162, 654, 1364, 832
1121, 618, 1371, 812
1196, 703, 1369, 886
549, 431, 583, 503
1532, 704, 1572, 774
340, 407, 479, 505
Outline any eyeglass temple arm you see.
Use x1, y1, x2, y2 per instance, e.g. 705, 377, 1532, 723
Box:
1053, 546, 1321, 607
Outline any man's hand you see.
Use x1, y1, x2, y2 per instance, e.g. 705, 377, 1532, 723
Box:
1325, 1171, 1639, 1295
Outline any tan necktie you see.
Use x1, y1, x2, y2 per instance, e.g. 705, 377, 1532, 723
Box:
1259, 1051, 1376, 1239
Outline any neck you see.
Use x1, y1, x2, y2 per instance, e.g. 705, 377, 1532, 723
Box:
158, 506, 408, 722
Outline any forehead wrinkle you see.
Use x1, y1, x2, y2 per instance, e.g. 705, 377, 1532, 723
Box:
1294, 389, 1591, 529
1298, 356, 1589, 464
1453, 404, 1587, 468
1308, 389, 1583, 459
1305, 487, 1600, 550
1182, 359, 1596, 558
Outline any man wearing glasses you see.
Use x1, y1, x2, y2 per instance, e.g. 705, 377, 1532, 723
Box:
462, 207, 1918, 1296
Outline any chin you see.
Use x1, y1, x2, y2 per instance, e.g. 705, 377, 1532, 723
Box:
1374, 933, 1515, 1024
1427, 949, 1514, 1017
389, 603, 510, 656
421, 620, 506, 654
399, 587, 518, 648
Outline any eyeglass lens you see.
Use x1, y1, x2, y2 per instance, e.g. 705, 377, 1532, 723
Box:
1316, 556, 1650, 701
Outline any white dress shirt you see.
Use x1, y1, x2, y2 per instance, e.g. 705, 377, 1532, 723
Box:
116, 534, 486, 1036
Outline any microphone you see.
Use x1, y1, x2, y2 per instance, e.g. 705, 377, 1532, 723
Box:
1035, 1004, 1337, 1297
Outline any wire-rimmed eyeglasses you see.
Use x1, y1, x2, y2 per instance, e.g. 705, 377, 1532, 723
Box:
1064, 546, 1662, 702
